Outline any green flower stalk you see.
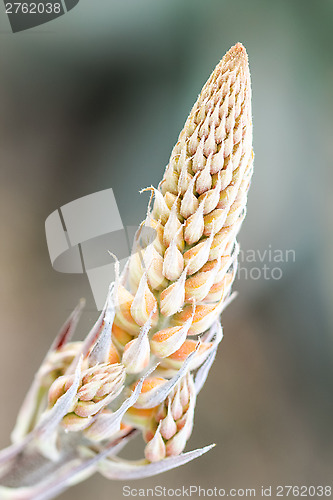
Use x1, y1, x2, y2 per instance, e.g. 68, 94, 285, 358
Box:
0, 42, 253, 499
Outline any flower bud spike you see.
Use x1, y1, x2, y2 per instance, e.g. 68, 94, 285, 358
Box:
1, 44, 254, 486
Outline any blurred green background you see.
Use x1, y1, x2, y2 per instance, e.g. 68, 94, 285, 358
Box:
0, 0, 332, 498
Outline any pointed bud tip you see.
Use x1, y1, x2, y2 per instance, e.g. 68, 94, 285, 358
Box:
217, 42, 249, 74
226, 42, 248, 61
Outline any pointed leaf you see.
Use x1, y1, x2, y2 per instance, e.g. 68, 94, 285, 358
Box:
135, 342, 200, 409
36, 356, 82, 438
11, 300, 85, 444
88, 285, 115, 365
99, 444, 215, 480
0, 438, 126, 500
194, 350, 217, 395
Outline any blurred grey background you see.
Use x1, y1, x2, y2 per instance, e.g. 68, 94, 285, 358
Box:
0, 0, 332, 498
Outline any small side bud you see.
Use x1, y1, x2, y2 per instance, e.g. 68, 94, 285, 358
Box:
150, 313, 193, 358
48, 376, 67, 406
198, 172, 222, 214
162, 233, 184, 282
159, 267, 187, 317
183, 230, 214, 275
184, 197, 205, 245
160, 401, 177, 440
112, 323, 133, 351
113, 284, 140, 336
144, 424, 166, 463
122, 315, 152, 374
180, 174, 199, 219
160, 340, 213, 371
133, 377, 167, 409
143, 245, 168, 290
108, 342, 120, 364
130, 272, 158, 327
196, 156, 212, 194
152, 187, 171, 223
172, 297, 224, 335
61, 413, 93, 432
163, 201, 184, 250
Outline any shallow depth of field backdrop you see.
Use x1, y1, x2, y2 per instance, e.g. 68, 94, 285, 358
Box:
0, 1, 332, 498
